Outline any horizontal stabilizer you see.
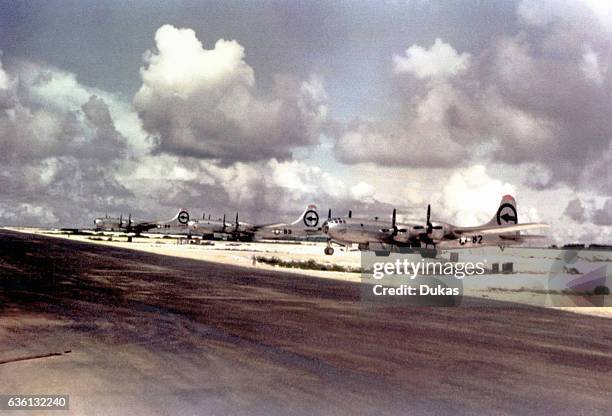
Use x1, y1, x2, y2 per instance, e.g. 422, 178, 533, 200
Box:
455, 223, 550, 235
499, 233, 547, 240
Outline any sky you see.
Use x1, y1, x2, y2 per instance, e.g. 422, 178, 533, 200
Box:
0, 0, 610, 243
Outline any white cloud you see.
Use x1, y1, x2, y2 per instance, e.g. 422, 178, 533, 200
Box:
518, 0, 612, 33
337, 12, 612, 190
0, 203, 58, 225
580, 46, 604, 85
134, 24, 327, 162
436, 165, 516, 226
334, 118, 468, 167
0, 56, 8, 90
393, 38, 470, 80
350, 181, 376, 202
22, 62, 150, 156
139, 25, 254, 99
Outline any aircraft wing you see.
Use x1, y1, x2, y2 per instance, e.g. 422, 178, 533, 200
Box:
250, 222, 285, 231
454, 223, 550, 235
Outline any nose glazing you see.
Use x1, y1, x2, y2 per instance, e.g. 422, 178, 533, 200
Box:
322, 220, 329, 234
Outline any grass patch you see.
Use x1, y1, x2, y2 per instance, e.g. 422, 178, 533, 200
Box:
254, 256, 361, 273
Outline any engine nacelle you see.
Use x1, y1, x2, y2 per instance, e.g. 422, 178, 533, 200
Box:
393, 228, 420, 244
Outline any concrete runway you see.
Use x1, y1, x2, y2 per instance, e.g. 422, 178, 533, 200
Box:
1, 230, 611, 415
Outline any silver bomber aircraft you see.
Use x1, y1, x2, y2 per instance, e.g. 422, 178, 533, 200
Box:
93, 209, 190, 235
187, 213, 231, 239
322, 195, 549, 255
93, 214, 126, 231
252, 204, 322, 240
187, 205, 321, 241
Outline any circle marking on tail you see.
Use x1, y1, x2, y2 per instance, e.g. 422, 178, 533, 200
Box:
304, 210, 319, 227
496, 203, 517, 225
178, 210, 190, 224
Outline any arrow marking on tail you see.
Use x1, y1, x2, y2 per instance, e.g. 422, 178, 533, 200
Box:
501, 213, 517, 222
303, 210, 319, 227
496, 204, 517, 225
178, 211, 190, 224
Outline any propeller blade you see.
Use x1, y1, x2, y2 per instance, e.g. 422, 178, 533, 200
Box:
208, 214, 211, 220
426, 204, 433, 234
234, 212, 239, 232
328, 209, 332, 220
128, 213, 132, 227
391, 208, 398, 236
348, 210, 352, 218
222, 214, 226, 231
203, 212, 205, 220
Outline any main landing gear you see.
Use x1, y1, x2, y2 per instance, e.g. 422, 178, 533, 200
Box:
324, 246, 334, 255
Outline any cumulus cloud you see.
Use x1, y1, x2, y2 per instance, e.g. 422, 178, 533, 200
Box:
0, 57, 134, 227
0, 57, 8, 90
333, 40, 478, 168
335, 3, 612, 191
134, 24, 327, 163
350, 182, 376, 202
518, 0, 612, 34
393, 38, 471, 80
564, 198, 587, 222
0, 53, 357, 228
580, 46, 605, 85
334, 117, 468, 167
434, 165, 517, 226
593, 199, 612, 226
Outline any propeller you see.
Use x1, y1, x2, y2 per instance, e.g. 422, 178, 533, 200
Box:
425, 204, 443, 234
381, 208, 407, 236
415, 204, 443, 247
426, 204, 432, 234
391, 208, 408, 235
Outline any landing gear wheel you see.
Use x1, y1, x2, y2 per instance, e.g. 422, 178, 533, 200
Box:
324, 247, 334, 255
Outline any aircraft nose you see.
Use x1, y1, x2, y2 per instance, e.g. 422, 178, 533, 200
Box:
324, 220, 341, 237
322, 220, 329, 234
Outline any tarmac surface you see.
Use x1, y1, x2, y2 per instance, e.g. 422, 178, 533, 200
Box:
1, 230, 611, 415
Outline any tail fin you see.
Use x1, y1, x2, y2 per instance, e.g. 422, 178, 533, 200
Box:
485, 195, 518, 227
454, 195, 548, 236
291, 204, 319, 227
162, 208, 190, 225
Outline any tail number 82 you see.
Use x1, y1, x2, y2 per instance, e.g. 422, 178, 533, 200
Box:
460, 235, 483, 245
